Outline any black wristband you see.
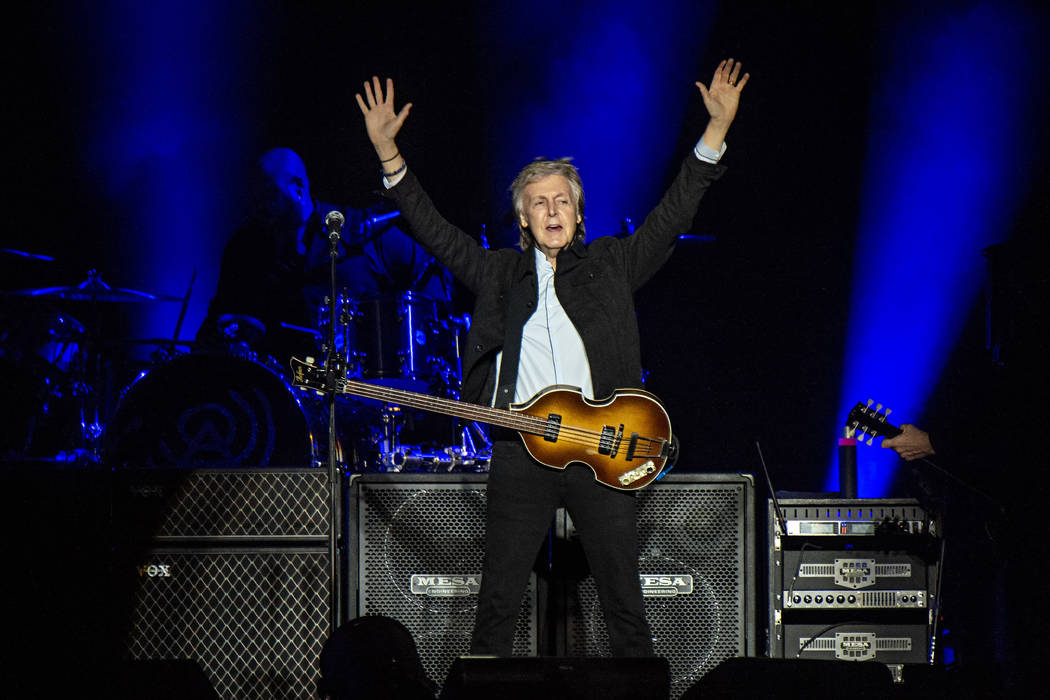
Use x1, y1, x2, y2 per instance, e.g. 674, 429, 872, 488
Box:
382, 161, 407, 179
379, 151, 400, 164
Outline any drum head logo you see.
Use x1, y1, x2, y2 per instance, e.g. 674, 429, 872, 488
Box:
161, 387, 277, 467
105, 355, 314, 468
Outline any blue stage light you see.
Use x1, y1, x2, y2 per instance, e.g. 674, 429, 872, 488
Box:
830, 2, 1044, 496
79, 1, 257, 345
475, 1, 718, 246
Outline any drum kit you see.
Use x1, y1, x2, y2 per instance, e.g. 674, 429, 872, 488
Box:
2, 250, 490, 473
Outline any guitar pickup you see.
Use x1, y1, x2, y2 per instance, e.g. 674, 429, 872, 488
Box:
544, 414, 562, 442
599, 424, 623, 456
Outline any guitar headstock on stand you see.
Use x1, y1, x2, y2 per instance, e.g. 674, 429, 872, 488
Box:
846, 399, 903, 445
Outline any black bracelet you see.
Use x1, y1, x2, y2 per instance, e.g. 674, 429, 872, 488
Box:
382, 161, 407, 179
379, 151, 400, 164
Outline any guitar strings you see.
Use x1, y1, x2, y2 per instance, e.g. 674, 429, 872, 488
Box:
331, 378, 667, 457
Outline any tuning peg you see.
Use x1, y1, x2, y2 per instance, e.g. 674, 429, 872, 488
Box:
866, 398, 874, 408
306, 356, 315, 365
884, 408, 892, 417
875, 403, 883, 413
866, 435, 874, 446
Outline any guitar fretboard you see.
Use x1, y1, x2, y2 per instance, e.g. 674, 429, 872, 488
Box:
337, 377, 544, 433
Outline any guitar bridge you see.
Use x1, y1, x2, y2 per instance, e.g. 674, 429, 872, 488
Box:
626, 432, 639, 461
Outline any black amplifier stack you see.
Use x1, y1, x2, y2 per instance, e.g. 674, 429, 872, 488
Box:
767, 498, 942, 678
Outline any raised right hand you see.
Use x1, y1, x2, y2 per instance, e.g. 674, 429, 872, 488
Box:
355, 76, 411, 160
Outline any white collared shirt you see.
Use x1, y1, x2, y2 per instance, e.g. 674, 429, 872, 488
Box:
508, 248, 595, 403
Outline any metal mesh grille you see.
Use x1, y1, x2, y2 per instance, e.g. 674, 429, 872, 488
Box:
569, 479, 751, 700
125, 548, 329, 699
355, 479, 537, 691
115, 469, 330, 539
799, 563, 835, 576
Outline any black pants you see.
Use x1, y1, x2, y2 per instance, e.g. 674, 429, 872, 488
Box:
470, 439, 653, 657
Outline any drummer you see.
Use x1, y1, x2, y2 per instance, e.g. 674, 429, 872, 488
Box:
196, 147, 452, 368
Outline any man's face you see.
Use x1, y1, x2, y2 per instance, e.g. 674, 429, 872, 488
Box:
520, 174, 580, 262
258, 148, 313, 228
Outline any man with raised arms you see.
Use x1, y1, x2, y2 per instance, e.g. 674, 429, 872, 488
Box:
356, 60, 748, 657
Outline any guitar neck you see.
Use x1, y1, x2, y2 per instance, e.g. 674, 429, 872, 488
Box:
336, 377, 545, 435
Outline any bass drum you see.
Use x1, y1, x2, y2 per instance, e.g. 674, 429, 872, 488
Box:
104, 354, 340, 469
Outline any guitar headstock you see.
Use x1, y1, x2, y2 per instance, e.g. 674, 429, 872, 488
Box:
289, 356, 328, 392
846, 399, 903, 445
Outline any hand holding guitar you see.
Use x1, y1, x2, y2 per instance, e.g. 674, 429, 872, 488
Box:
847, 400, 935, 462
882, 424, 936, 461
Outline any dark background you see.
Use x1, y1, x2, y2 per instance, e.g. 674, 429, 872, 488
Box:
3, 0, 1048, 693
7, 1, 1044, 484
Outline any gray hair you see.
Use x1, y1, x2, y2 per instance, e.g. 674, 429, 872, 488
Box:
509, 158, 586, 251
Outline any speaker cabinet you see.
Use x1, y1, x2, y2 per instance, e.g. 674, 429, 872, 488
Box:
562, 473, 756, 700
111, 468, 331, 541
347, 474, 539, 691
119, 547, 329, 698
111, 468, 334, 699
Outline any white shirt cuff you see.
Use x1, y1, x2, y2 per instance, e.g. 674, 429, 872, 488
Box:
383, 170, 407, 188
694, 139, 727, 163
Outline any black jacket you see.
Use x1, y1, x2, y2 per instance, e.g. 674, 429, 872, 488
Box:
387, 155, 726, 407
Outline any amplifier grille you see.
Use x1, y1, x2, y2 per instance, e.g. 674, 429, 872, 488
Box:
568, 477, 753, 700
799, 632, 913, 661
799, 563, 834, 576
863, 591, 898, 607
114, 469, 329, 540
124, 548, 329, 699
353, 477, 537, 691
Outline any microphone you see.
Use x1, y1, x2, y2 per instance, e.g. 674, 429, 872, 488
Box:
324, 210, 345, 241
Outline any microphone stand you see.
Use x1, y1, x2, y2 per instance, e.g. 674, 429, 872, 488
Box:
323, 211, 346, 633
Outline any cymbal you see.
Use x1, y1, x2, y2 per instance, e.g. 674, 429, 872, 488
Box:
100, 337, 197, 346
8, 271, 181, 303
1, 247, 55, 262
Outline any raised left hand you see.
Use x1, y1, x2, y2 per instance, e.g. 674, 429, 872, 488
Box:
355, 76, 412, 161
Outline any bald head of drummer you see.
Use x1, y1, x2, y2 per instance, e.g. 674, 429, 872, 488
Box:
253, 147, 315, 234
